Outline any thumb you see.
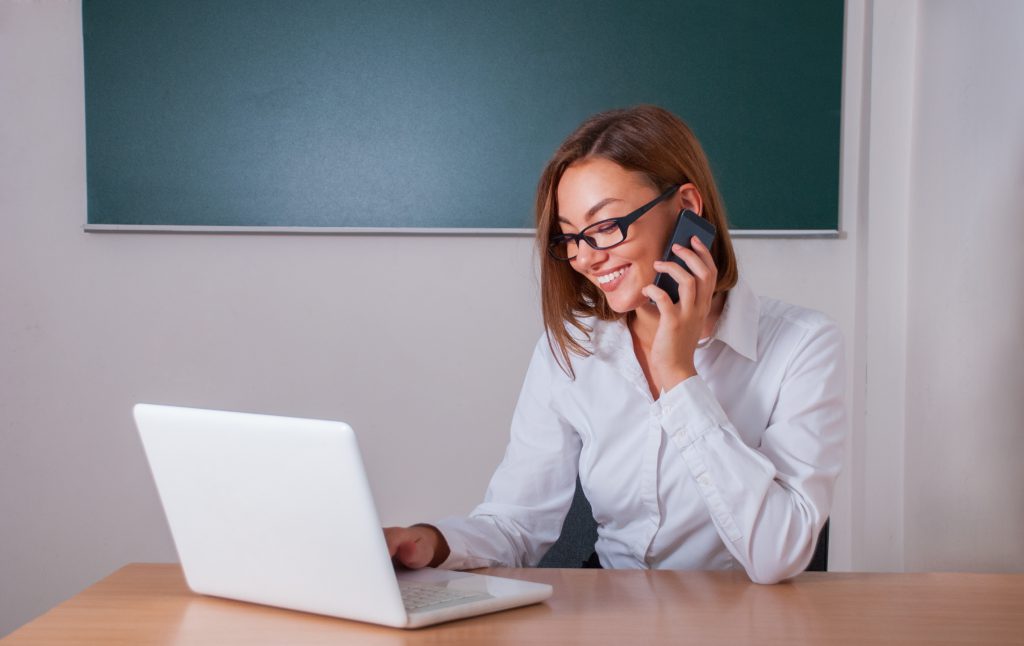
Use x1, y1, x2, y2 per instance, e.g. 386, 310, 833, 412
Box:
396, 539, 430, 569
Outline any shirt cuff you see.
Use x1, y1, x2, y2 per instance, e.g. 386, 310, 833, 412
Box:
658, 375, 731, 446
430, 516, 482, 571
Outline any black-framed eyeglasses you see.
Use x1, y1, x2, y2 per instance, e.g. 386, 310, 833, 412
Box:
547, 184, 680, 261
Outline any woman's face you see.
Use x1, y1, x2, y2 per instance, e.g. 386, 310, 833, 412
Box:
556, 157, 695, 314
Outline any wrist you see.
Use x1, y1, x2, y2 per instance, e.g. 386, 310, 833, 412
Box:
662, 368, 697, 393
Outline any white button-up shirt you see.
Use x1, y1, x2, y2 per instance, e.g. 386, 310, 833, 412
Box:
434, 277, 846, 584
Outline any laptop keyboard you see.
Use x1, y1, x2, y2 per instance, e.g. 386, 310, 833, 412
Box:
399, 582, 490, 611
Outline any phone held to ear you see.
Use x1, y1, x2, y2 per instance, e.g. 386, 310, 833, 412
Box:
652, 209, 717, 304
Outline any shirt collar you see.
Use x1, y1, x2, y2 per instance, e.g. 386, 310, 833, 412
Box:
713, 275, 760, 362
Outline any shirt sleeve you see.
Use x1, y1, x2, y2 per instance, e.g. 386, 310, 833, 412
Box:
658, 318, 847, 584
432, 336, 581, 569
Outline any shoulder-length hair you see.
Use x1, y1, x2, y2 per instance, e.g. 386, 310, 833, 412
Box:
535, 105, 739, 379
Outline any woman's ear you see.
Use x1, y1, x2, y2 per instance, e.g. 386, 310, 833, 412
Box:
676, 183, 704, 217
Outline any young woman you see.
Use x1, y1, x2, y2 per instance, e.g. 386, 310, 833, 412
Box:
384, 105, 846, 584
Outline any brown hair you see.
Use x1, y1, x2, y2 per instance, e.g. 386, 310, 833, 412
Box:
535, 105, 739, 378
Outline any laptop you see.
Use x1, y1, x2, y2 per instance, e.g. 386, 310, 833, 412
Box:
133, 403, 553, 629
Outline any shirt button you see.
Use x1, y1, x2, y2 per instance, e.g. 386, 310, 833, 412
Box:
698, 474, 712, 487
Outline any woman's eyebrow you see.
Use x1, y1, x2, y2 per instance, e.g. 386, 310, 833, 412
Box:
557, 197, 622, 225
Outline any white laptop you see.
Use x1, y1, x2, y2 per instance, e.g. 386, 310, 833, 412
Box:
133, 403, 552, 629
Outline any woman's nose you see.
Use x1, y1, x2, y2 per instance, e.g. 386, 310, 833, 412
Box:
573, 240, 606, 270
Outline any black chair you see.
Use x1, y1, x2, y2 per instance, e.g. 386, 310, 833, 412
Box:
538, 478, 829, 571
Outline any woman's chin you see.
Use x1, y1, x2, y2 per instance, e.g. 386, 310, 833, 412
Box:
605, 291, 648, 314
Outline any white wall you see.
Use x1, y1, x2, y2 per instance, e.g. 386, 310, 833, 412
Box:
902, 0, 1024, 572
2, 0, 1022, 638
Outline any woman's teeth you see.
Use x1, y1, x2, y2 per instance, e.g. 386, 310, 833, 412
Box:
597, 267, 627, 285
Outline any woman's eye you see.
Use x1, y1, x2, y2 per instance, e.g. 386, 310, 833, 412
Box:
594, 222, 619, 234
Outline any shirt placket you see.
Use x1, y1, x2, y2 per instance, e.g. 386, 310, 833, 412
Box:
608, 336, 664, 566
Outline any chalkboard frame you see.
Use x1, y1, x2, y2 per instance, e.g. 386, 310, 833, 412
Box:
82, 224, 843, 238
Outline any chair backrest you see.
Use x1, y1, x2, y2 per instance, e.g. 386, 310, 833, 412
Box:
537, 477, 598, 568
806, 517, 829, 571
538, 478, 830, 571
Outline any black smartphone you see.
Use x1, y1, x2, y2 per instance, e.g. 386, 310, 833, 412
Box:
652, 209, 717, 304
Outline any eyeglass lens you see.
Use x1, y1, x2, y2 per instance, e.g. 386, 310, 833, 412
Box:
553, 221, 624, 259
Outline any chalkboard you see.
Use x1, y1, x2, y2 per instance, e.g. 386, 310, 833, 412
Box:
83, 0, 844, 232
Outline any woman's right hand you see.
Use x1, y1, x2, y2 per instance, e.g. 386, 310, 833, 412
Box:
383, 524, 451, 569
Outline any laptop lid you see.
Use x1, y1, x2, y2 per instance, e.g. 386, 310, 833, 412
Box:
134, 403, 410, 627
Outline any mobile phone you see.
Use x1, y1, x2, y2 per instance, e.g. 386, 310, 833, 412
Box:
652, 209, 717, 304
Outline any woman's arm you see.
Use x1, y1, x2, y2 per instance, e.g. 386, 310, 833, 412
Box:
660, 319, 846, 583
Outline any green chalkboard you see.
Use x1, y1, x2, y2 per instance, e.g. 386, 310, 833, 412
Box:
83, 1, 843, 231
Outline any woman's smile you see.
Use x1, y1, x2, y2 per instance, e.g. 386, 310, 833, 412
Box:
595, 264, 630, 290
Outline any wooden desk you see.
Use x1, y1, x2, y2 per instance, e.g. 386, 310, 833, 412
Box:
4, 564, 1023, 645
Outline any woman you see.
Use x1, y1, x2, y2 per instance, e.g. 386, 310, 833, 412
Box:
384, 105, 846, 584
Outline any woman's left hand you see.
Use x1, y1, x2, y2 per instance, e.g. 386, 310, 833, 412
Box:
641, 235, 718, 393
